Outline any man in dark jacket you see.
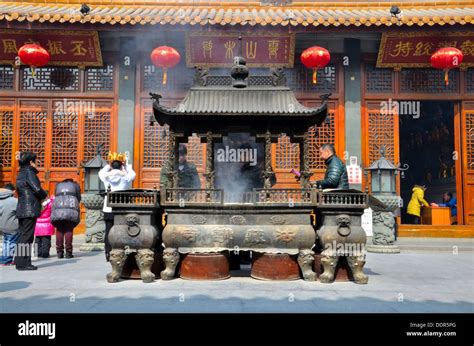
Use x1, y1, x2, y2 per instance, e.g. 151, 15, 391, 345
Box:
51, 179, 81, 258
160, 145, 201, 189
14, 152, 47, 270
315, 144, 349, 189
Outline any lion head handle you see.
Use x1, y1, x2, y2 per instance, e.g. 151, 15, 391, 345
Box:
125, 214, 141, 237
336, 214, 351, 237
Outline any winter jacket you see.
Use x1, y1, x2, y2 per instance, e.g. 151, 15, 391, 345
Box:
407, 186, 429, 217
98, 164, 136, 213
51, 181, 82, 228
316, 154, 349, 189
440, 197, 457, 217
34, 196, 55, 236
0, 188, 19, 233
160, 162, 201, 189
15, 166, 47, 219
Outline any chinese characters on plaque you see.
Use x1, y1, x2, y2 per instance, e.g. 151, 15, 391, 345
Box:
185, 32, 295, 67
377, 32, 474, 68
0, 29, 103, 67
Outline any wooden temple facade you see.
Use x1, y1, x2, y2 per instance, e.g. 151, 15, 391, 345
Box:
0, 0, 473, 228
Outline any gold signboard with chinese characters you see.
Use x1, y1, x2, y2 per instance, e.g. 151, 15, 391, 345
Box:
377, 32, 474, 69
185, 31, 295, 68
0, 29, 103, 67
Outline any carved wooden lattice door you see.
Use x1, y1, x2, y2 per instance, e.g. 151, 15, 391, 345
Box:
48, 99, 113, 193
362, 101, 400, 193
0, 98, 113, 193
0, 99, 17, 184
461, 101, 474, 225
17, 100, 49, 185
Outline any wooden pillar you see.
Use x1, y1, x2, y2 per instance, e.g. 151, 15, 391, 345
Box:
203, 131, 215, 190
299, 131, 313, 189
166, 129, 178, 189
263, 130, 275, 189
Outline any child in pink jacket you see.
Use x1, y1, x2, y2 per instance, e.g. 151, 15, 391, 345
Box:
34, 194, 55, 258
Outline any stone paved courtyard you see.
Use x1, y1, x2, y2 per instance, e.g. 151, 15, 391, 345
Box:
0, 236, 473, 313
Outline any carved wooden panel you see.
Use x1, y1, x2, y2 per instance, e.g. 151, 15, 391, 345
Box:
275, 102, 338, 170
21, 67, 79, 91
51, 101, 78, 168
286, 64, 337, 93
276, 135, 299, 169
143, 110, 169, 168
365, 63, 393, 93
462, 102, 474, 225
18, 100, 48, 167
309, 109, 336, 169
399, 68, 459, 93
0, 66, 14, 90
467, 69, 474, 93
86, 65, 114, 91
0, 100, 14, 168
467, 111, 474, 172
365, 101, 398, 165
83, 101, 112, 163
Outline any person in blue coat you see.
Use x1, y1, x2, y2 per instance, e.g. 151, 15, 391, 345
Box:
439, 192, 457, 216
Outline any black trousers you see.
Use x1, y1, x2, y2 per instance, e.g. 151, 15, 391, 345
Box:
35, 236, 51, 258
408, 214, 421, 224
14, 217, 37, 268
104, 212, 114, 261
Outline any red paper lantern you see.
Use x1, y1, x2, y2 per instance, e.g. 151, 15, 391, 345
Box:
300, 46, 331, 84
18, 43, 50, 77
150, 46, 181, 85
430, 47, 464, 86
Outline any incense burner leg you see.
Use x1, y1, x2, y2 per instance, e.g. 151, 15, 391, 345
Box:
319, 251, 338, 283
161, 248, 180, 280
297, 249, 316, 281
136, 249, 156, 283
106, 249, 127, 283
347, 255, 369, 284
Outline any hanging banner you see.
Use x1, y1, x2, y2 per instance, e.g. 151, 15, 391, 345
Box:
0, 29, 103, 67
377, 31, 474, 69
185, 31, 295, 67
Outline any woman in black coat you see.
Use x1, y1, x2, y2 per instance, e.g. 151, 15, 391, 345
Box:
14, 152, 47, 270
51, 179, 81, 258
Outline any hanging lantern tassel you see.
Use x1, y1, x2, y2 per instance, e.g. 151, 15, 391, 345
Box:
162, 68, 168, 85
312, 68, 318, 84
444, 69, 449, 86
31, 66, 36, 78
